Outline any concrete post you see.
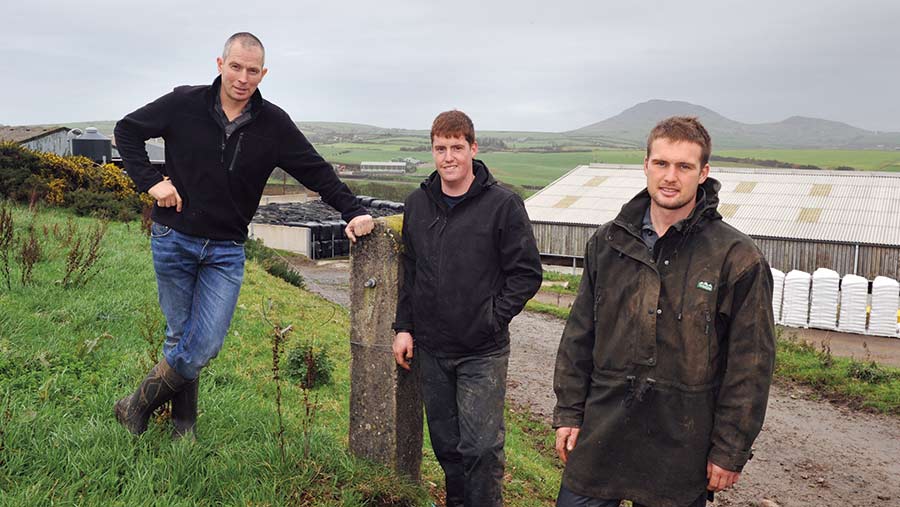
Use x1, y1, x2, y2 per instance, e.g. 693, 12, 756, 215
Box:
349, 216, 422, 480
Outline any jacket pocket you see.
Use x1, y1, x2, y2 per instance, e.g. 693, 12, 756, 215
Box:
591, 289, 631, 372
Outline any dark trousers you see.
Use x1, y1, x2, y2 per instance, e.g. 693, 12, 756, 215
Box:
556, 485, 708, 507
418, 346, 509, 507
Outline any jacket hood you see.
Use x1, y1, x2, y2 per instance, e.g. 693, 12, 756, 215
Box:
423, 159, 497, 207
615, 177, 722, 237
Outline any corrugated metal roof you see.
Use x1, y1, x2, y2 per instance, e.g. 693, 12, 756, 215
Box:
525, 164, 900, 247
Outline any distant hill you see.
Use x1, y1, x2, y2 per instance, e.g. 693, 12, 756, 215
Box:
570, 100, 900, 150
33, 101, 900, 151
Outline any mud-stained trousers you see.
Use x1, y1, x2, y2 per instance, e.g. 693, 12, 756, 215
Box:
556, 484, 708, 507
418, 345, 510, 507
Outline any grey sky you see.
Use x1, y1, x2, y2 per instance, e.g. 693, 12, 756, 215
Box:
3, 0, 898, 132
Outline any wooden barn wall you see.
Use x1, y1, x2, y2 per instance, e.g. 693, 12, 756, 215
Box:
532, 222, 900, 280
531, 222, 597, 258
753, 238, 900, 279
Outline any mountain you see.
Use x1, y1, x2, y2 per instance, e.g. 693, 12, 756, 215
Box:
570, 100, 900, 150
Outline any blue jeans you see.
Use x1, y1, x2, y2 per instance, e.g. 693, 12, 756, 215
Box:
150, 222, 245, 380
418, 346, 509, 507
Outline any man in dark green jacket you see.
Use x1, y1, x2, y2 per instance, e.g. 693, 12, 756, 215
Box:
553, 117, 775, 507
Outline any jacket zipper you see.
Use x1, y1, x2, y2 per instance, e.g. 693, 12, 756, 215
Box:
227, 133, 244, 172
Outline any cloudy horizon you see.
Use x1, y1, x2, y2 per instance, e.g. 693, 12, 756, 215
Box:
3, 0, 898, 133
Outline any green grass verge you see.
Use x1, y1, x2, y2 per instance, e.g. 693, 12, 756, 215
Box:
540, 271, 581, 296
0, 205, 561, 506
525, 300, 571, 321
775, 330, 900, 414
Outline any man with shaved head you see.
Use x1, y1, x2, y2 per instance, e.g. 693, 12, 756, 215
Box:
114, 32, 373, 439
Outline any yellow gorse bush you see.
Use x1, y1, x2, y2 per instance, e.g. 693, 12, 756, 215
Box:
1, 142, 151, 218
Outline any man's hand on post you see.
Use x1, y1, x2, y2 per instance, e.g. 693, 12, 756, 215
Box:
148, 178, 182, 212
345, 214, 374, 243
555, 427, 580, 464
707, 461, 740, 492
392, 332, 414, 370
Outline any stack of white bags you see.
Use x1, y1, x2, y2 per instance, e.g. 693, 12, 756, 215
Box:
782, 270, 811, 328
770, 268, 786, 325
837, 274, 868, 334
809, 268, 839, 330
868, 276, 899, 337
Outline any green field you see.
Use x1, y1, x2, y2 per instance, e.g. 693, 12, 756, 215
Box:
316, 141, 900, 189
715, 149, 900, 171
0, 205, 562, 506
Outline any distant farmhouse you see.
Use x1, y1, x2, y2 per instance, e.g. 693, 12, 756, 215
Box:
526, 164, 900, 280
0, 126, 71, 155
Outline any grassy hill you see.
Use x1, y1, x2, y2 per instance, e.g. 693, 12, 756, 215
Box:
0, 205, 561, 506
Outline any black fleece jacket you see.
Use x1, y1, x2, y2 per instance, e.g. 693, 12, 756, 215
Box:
115, 76, 365, 241
393, 161, 542, 357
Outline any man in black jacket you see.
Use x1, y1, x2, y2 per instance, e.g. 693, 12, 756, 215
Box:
392, 110, 542, 506
113, 32, 373, 439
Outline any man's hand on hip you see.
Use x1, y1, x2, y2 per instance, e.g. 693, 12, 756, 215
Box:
148, 178, 182, 212
555, 427, 580, 464
392, 332, 414, 370
707, 461, 741, 492
345, 214, 375, 243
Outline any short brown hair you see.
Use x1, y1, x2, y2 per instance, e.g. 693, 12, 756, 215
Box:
646, 116, 712, 166
431, 110, 475, 145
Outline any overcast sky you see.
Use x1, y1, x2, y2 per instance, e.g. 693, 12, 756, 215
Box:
3, 0, 898, 132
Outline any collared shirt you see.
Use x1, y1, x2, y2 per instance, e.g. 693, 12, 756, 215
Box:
214, 93, 253, 139
641, 205, 659, 251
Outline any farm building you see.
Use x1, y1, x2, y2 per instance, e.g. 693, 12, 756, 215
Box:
525, 164, 900, 279
111, 136, 165, 163
359, 161, 408, 175
250, 196, 403, 259
0, 126, 71, 155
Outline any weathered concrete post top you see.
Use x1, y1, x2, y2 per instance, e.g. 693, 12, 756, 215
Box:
348, 216, 423, 480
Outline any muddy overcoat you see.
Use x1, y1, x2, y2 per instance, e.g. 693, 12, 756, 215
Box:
553, 178, 776, 507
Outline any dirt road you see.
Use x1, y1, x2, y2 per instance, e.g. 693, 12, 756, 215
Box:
292, 259, 900, 506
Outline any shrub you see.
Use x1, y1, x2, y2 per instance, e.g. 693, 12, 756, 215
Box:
848, 360, 896, 384
285, 344, 334, 389
65, 188, 140, 221
0, 143, 149, 221
245, 238, 304, 288
264, 260, 305, 288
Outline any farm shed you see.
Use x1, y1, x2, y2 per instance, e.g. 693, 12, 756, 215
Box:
0, 126, 71, 155
250, 197, 403, 259
525, 164, 900, 279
